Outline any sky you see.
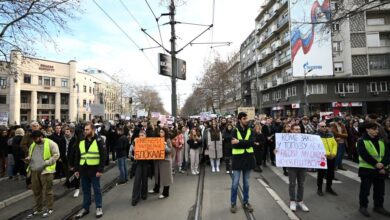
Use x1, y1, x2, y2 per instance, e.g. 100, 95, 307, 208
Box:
36, 0, 262, 114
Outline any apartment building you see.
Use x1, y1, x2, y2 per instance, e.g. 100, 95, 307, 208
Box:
254, 0, 390, 117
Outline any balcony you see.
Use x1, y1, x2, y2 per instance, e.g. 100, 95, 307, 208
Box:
21, 103, 31, 109
265, 63, 274, 72
37, 104, 55, 109
272, 80, 277, 87
61, 104, 69, 109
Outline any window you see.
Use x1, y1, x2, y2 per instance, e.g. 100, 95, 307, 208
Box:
286, 86, 297, 97
61, 96, 69, 105
83, 114, 86, 121
330, 2, 338, 11
24, 74, 31, 84
335, 83, 359, 94
89, 87, 92, 93
272, 90, 282, 100
332, 22, 340, 31
0, 95, 6, 104
61, 79, 68, 87
83, 99, 86, 107
0, 77, 7, 86
307, 84, 327, 94
369, 82, 388, 92
333, 41, 342, 52
334, 62, 344, 72
263, 94, 270, 102
367, 33, 380, 47
51, 77, 55, 86
369, 54, 390, 69
43, 77, 50, 86
38, 76, 42, 85
83, 85, 87, 93
367, 18, 385, 26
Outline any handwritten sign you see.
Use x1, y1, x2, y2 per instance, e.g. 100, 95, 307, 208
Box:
134, 137, 165, 160
238, 107, 255, 120
275, 133, 327, 169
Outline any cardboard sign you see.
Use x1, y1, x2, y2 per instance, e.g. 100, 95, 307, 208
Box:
275, 133, 327, 169
134, 137, 165, 160
237, 107, 255, 120
0, 112, 8, 126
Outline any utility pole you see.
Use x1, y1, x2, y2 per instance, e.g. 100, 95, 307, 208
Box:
169, 0, 177, 121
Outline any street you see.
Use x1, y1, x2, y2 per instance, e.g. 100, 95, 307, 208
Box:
1, 159, 390, 220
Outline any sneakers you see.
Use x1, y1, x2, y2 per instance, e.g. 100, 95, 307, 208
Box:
96, 208, 103, 218
148, 189, 158, 194
243, 203, 254, 212
191, 171, 197, 175
290, 201, 297, 212
216, 167, 220, 172
298, 202, 309, 212
226, 170, 230, 174
42, 209, 53, 218
373, 207, 390, 217
196, 170, 199, 175
26, 210, 43, 219
212, 167, 216, 172
73, 189, 80, 198
230, 204, 237, 213
359, 207, 370, 217
158, 194, 168, 199
75, 208, 89, 219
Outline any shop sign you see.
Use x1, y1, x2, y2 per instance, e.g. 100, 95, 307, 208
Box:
291, 103, 300, 109
332, 102, 362, 107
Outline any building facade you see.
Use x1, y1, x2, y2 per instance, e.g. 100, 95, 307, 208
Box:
219, 53, 241, 114
0, 51, 123, 125
254, 0, 390, 117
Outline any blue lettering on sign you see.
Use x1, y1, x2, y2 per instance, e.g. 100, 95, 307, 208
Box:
303, 62, 322, 70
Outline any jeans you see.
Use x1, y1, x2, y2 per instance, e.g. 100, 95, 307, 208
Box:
317, 158, 335, 189
288, 168, 306, 202
132, 161, 148, 202
190, 148, 200, 172
81, 176, 102, 210
335, 143, 346, 168
231, 169, 251, 205
117, 157, 128, 182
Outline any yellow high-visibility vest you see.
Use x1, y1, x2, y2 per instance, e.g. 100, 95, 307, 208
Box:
27, 138, 56, 173
232, 128, 254, 155
79, 139, 100, 166
359, 140, 385, 169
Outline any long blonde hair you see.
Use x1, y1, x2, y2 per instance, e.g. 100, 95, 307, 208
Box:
189, 128, 199, 140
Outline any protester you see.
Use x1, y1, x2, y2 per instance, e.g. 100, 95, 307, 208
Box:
222, 124, 234, 174
26, 130, 59, 218
0, 129, 8, 177
149, 128, 173, 199
12, 128, 26, 180
64, 126, 80, 198
208, 120, 223, 173
262, 118, 275, 166
230, 112, 255, 214
316, 121, 338, 196
132, 130, 149, 206
286, 124, 309, 212
116, 127, 129, 185
171, 127, 185, 174
253, 124, 266, 173
75, 122, 106, 219
331, 117, 348, 171
187, 128, 202, 175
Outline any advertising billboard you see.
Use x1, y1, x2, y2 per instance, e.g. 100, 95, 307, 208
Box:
289, 0, 333, 77
158, 53, 186, 80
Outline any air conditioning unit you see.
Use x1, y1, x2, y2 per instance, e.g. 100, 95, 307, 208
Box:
339, 93, 346, 97
277, 78, 283, 85
273, 59, 280, 68
267, 82, 272, 88
264, 13, 270, 21
261, 67, 267, 74
259, 35, 265, 43
258, 54, 263, 61
373, 91, 379, 96
273, 3, 280, 11
265, 48, 272, 55
1, 85, 6, 89
274, 40, 281, 48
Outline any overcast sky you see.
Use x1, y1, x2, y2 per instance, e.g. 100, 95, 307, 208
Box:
37, 0, 262, 114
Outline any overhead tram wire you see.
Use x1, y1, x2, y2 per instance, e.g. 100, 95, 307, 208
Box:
145, 0, 166, 53
92, 0, 157, 70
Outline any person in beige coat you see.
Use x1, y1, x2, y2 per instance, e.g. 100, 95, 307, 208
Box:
208, 120, 223, 172
149, 128, 173, 199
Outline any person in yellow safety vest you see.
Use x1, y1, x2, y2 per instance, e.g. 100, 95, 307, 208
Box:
230, 112, 256, 214
25, 130, 59, 219
316, 121, 338, 196
75, 122, 106, 219
357, 122, 390, 218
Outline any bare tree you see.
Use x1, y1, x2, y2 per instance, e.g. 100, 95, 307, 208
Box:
0, 0, 82, 61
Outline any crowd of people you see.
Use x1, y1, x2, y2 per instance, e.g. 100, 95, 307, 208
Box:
0, 112, 389, 218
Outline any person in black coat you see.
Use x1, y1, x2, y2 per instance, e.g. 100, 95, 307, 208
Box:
253, 124, 266, 173
49, 124, 66, 179
223, 124, 234, 173
115, 127, 129, 184
64, 127, 80, 197
262, 118, 276, 166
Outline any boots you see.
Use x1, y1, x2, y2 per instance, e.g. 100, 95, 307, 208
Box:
159, 186, 170, 199
211, 159, 216, 172
216, 159, 220, 172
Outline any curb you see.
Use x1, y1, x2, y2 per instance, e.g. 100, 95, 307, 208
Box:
0, 177, 66, 210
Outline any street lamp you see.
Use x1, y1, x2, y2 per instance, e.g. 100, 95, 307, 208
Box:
303, 68, 313, 116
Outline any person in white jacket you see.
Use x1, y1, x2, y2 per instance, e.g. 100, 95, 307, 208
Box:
207, 120, 223, 172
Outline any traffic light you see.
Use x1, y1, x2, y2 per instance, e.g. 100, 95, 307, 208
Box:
129, 97, 132, 104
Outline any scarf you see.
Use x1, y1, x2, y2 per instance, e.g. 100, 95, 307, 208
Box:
210, 127, 220, 141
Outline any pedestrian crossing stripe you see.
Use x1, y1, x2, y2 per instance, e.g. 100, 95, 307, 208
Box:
342, 160, 359, 169
269, 166, 343, 184
336, 170, 361, 183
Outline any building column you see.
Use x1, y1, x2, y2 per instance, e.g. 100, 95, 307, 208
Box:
9, 51, 22, 125
55, 92, 61, 121
31, 91, 37, 122
68, 60, 77, 122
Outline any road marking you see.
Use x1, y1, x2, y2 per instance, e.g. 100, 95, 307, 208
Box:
269, 166, 289, 184
257, 178, 300, 220
343, 160, 359, 169
306, 172, 343, 184
336, 170, 361, 183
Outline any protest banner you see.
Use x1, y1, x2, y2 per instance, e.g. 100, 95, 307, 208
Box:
0, 112, 8, 126
275, 133, 327, 169
237, 107, 255, 120
134, 137, 165, 160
